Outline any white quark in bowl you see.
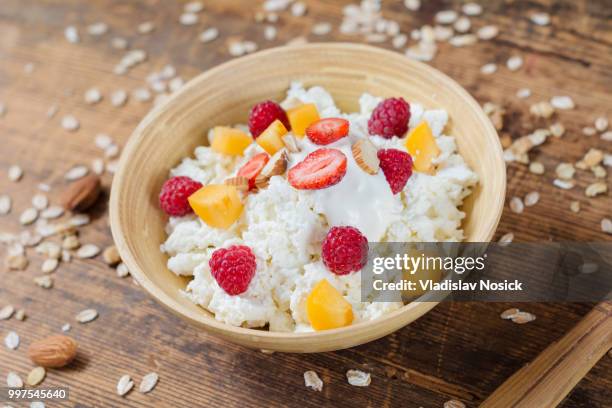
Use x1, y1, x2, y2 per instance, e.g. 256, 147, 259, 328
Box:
160, 82, 478, 332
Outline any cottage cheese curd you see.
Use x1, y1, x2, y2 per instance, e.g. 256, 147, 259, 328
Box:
160, 82, 478, 332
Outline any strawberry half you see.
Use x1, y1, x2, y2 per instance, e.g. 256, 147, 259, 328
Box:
306, 118, 350, 145
237, 152, 270, 190
288, 148, 347, 190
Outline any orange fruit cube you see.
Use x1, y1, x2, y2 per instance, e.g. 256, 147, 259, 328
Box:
256, 119, 287, 155
404, 121, 441, 173
287, 103, 320, 137
188, 185, 243, 229
306, 279, 353, 331
210, 127, 252, 156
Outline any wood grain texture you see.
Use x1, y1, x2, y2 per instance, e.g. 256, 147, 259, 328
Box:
0, 0, 611, 407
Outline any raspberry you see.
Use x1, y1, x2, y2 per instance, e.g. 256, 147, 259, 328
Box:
377, 149, 413, 194
209, 245, 257, 295
159, 176, 202, 216
321, 226, 369, 275
248, 100, 290, 138
367, 97, 411, 139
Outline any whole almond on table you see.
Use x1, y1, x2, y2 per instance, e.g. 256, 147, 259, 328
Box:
28, 335, 78, 368
59, 174, 101, 211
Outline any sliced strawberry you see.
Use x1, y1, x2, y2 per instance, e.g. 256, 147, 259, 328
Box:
306, 118, 350, 145
288, 148, 347, 190
237, 152, 270, 190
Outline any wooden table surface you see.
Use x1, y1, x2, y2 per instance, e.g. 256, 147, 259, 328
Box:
1, 0, 611, 407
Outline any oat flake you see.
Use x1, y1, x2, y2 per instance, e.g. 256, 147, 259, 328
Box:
512, 311, 536, 324
8, 165, 23, 182
185, 1, 204, 13
524, 191, 540, 207
87, 22, 108, 36
435, 10, 458, 24
117, 262, 130, 278
138, 21, 155, 34
346, 369, 371, 387
444, 400, 466, 408
27, 367, 46, 386
180, 12, 198, 25
570, 201, 581, 213
6, 371, 23, 388
65, 165, 89, 181
312, 22, 332, 36
139, 372, 159, 393
20, 208, 39, 225
303, 370, 323, 391
516, 88, 532, 99
291, 1, 308, 16
4, 331, 19, 350
0, 305, 15, 320
507, 56, 523, 71
62, 323, 71, 332
34, 275, 53, 289
41, 206, 64, 219
61, 115, 80, 131
530, 12, 550, 26
0, 194, 11, 215
462, 2, 482, 16
32, 194, 49, 210
550, 96, 575, 110
480, 63, 497, 75
41, 258, 59, 274
199, 28, 219, 43
500, 308, 520, 319
117, 375, 134, 396
594, 117, 608, 132
84, 88, 103, 105
65, 26, 79, 43
499, 232, 514, 246
76, 308, 98, 323
477, 25, 499, 40
76, 244, 100, 259
601, 218, 612, 234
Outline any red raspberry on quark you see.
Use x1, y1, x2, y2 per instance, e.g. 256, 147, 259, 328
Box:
209, 245, 257, 295
159, 176, 203, 216
367, 97, 411, 139
321, 226, 369, 275
248, 100, 290, 138
377, 149, 413, 194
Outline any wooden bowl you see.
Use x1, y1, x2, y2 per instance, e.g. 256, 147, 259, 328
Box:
110, 43, 506, 353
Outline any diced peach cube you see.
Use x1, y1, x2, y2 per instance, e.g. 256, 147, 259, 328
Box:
210, 127, 252, 156
404, 121, 440, 173
287, 103, 320, 137
306, 279, 353, 331
256, 119, 287, 155
188, 185, 243, 229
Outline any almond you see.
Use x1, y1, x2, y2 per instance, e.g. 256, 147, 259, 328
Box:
28, 335, 77, 368
59, 174, 101, 212
224, 176, 249, 191
255, 150, 288, 189
352, 139, 379, 175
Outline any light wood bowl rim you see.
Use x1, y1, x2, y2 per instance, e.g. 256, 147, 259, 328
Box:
110, 43, 506, 349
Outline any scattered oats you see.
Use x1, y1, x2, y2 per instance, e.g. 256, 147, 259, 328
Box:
76, 308, 98, 323
303, 371, 323, 391
434, 25, 454, 41
556, 163, 575, 180
506, 55, 523, 71
139, 372, 159, 393
76, 244, 100, 259
62, 323, 71, 332
32, 194, 49, 210
0, 195, 11, 215
15, 309, 25, 321
405, 42, 437, 61
312, 22, 332, 36
63, 249, 72, 263
582, 148, 604, 167
549, 122, 565, 138
95, 133, 113, 149
604, 154, 612, 167
8, 165, 23, 182
180, 12, 199, 26
509, 197, 524, 214
62, 235, 80, 250
553, 179, 575, 190
601, 218, 612, 234
570, 201, 581, 213
41, 206, 64, 219
516, 88, 531, 99
264, 0, 291, 11
36, 242, 61, 259
444, 400, 466, 408
454, 17, 471, 33
529, 129, 550, 146
530, 12, 550, 26
449, 34, 477, 47
35, 274, 54, 289
594, 117, 609, 132
264, 25, 277, 41
105, 144, 120, 159
346, 369, 371, 387
184, 1, 204, 13
19, 208, 39, 225
6, 372, 23, 388
46, 104, 58, 119
26, 367, 46, 387
133, 87, 152, 102
102, 245, 121, 266
592, 165, 606, 178
92, 158, 105, 175
266, 13, 279, 23
84, 88, 103, 105
477, 25, 499, 40
550, 96, 575, 110
582, 126, 596, 136
116, 262, 130, 278
435, 10, 458, 24
31, 401, 45, 408
65, 165, 89, 181
480, 63, 497, 75
511, 311, 536, 324
117, 375, 134, 397
65, 26, 79, 43
524, 191, 540, 207
138, 21, 155, 34
498, 232, 514, 246
41, 258, 59, 274
61, 115, 79, 131
585, 182, 607, 197
7, 254, 28, 271
168, 77, 184, 93
291, 1, 308, 16
111, 37, 128, 50
0, 306, 15, 320
228, 41, 246, 57
106, 160, 119, 174
392, 34, 408, 49
530, 101, 555, 119
579, 262, 599, 274
20, 232, 42, 248
9, 243, 25, 257
199, 28, 219, 43
462, 2, 482, 16
87, 22, 108, 36
150, 80, 166, 93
